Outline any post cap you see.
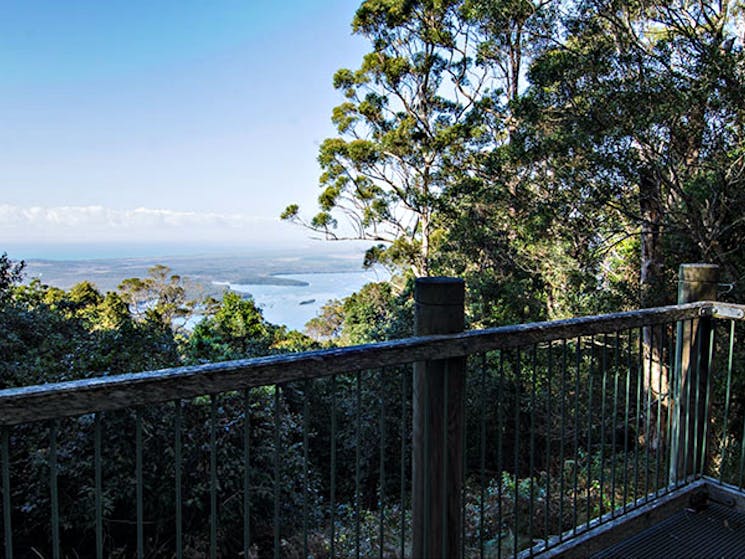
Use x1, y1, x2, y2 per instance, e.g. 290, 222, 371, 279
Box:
679, 264, 720, 283
414, 277, 465, 306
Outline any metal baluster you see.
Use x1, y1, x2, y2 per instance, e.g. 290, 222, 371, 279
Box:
683, 321, 693, 481
686, 324, 701, 476
50, 420, 60, 559
634, 330, 642, 505
95, 413, 103, 559
303, 380, 310, 559
274, 386, 281, 559
400, 369, 407, 559
599, 334, 608, 520
243, 389, 251, 557
210, 395, 217, 559
586, 336, 594, 528
513, 349, 521, 558
665, 323, 674, 490
2, 428, 12, 559
645, 327, 653, 501
558, 340, 567, 542
655, 324, 663, 495
175, 401, 183, 559
380, 369, 386, 559
497, 351, 504, 559
610, 331, 620, 516
572, 338, 581, 533
461, 360, 467, 559
355, 372, 361, 559
529, 345, 537, 557
136, 410, 143, 559
442, 362, 449, 556
623, 330, 631, 511
480, 354, 487, 559
738, 409, 745, 489
545, 342, 553, 546
330, 377, 337, 559
701, 321, 715, 476
720, 321, 735, 484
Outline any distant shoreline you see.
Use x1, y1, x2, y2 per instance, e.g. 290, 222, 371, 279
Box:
215, 276, 309, 287
16, 249, 369, 294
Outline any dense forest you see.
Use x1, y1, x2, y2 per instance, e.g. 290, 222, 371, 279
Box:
3, 0, 745, 557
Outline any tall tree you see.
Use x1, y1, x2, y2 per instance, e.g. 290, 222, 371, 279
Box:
118, 265, 196, 327
522, 0, 745, 307
283, 0, 492, 276
518, 0, 745, 405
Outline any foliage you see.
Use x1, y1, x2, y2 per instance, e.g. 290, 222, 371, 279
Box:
305, 299, 346, 342
285, 0, 745, 323
118, 264, 200, 328
0, 277, 179, 388
519, 0, 745, 307
283, 0, 495, 276
0, 252, 24, 307
306, 280, 414, 345
6, 0, 745, 554
0, 256, 321, 556
184, 290, 318, 363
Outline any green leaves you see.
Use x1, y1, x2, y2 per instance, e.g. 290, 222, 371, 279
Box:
352, 0, 414, 33
0, 252, 24, 307
332, 68, 356, 89
279, 203, 299, 221
346, 138, 380, 164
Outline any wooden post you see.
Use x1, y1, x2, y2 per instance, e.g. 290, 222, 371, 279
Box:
412, 277, 465, 559
670, 264, 718, 483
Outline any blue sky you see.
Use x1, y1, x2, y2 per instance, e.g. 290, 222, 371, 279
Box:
0, 0, 368, 248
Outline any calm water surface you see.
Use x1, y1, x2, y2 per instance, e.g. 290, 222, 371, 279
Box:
219, 270, 388, 331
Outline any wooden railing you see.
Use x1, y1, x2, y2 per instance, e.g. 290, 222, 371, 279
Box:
1, 266, 744, 558
0, 303, 709, 425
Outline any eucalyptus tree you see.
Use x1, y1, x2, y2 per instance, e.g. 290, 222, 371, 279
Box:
428, 0, 567, 325
283, 0, 562, 289
283, 0, 496, 276
118, 264, 196, 327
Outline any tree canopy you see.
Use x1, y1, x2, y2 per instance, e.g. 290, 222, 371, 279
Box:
285, 0, 745, 322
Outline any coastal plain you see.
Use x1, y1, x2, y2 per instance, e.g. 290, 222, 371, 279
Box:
20, 246, 367, 296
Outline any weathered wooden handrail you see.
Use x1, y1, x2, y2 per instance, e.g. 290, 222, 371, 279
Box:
709, 301, 745, 319
0, 301, 716, 425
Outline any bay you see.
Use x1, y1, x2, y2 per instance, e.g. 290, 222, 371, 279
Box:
220, 270, 389, 331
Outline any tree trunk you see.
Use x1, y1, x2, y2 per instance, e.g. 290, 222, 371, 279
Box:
639, 166, 667, 450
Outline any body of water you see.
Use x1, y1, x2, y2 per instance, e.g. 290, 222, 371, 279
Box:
218, 270, 388, 331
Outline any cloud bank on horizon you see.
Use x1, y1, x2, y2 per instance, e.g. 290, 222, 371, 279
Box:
0, 204, 309, 245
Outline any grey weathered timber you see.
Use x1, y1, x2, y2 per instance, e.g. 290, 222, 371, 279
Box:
412, 278, 465, 559
0, 302, 712, 426
671, 264, 719, 481
710, 301, 745, 320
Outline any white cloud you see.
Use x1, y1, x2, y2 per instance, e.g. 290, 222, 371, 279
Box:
0, 204, 306, 244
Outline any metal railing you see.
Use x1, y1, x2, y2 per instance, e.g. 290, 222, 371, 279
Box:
1, 271, 744, 558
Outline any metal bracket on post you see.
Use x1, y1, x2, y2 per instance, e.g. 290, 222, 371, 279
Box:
412, 277, 465, 559
670, 264, 718, 484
